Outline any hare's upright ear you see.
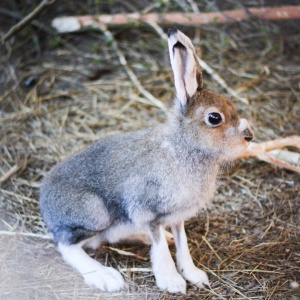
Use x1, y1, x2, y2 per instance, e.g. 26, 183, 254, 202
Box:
168, 28, 203, 108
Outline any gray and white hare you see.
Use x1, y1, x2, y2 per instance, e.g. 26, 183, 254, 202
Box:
40, 28, 253, 294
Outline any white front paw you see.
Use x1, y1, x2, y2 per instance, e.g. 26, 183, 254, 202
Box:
180, 265, 210, 289
155, 270, 186, 294
83, 266, 125, 292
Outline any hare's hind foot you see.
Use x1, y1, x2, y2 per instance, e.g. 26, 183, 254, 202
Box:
58, 243, 126, 292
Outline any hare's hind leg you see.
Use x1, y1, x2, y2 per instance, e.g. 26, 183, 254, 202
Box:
58, 241, 125, 292
171, 221, 210, 289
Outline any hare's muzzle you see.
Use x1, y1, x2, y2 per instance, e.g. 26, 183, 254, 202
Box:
239, 118, 254, 142
243, 128, 254, 142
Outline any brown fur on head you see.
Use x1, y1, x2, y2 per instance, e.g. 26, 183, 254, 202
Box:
185, 89, 250, 159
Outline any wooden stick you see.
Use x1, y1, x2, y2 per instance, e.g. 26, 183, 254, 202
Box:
2, 0, 55, 43
236, 136, 300, 173
259, 153, 300, 173
237, 136, 300, 159
51, 6, 300, 33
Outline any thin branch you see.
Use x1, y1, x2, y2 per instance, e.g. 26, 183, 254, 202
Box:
2, 0, 55, 43
51, 6, 300, 32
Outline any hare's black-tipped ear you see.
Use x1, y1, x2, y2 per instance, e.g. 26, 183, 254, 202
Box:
168, 28, 203, 107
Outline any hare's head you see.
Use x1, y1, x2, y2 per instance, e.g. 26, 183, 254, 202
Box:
167, 28, 253, 160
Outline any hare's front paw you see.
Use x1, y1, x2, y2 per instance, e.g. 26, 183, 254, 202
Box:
180, 266, 210, 289
83, 266, 125, 292
155, 270, 186, 294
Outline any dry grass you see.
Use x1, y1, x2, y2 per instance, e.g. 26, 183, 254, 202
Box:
0, 0, 299, 299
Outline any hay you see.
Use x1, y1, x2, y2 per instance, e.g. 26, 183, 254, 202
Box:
0, 0, 299, 299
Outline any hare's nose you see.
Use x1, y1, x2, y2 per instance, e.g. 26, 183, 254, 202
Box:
244, 128, 253, 142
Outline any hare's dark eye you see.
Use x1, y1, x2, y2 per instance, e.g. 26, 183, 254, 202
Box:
204, 110, 225, 127
208, 112, 223, 126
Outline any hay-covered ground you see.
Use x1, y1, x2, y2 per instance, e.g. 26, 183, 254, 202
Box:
0, 1, 299, 299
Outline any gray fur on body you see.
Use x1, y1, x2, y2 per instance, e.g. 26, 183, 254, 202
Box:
40, 103, 219, 245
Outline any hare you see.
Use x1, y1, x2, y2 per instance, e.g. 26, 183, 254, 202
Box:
40, 28, 253, 294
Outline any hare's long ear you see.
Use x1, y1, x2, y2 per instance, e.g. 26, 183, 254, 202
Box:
168, 28, 203, 108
